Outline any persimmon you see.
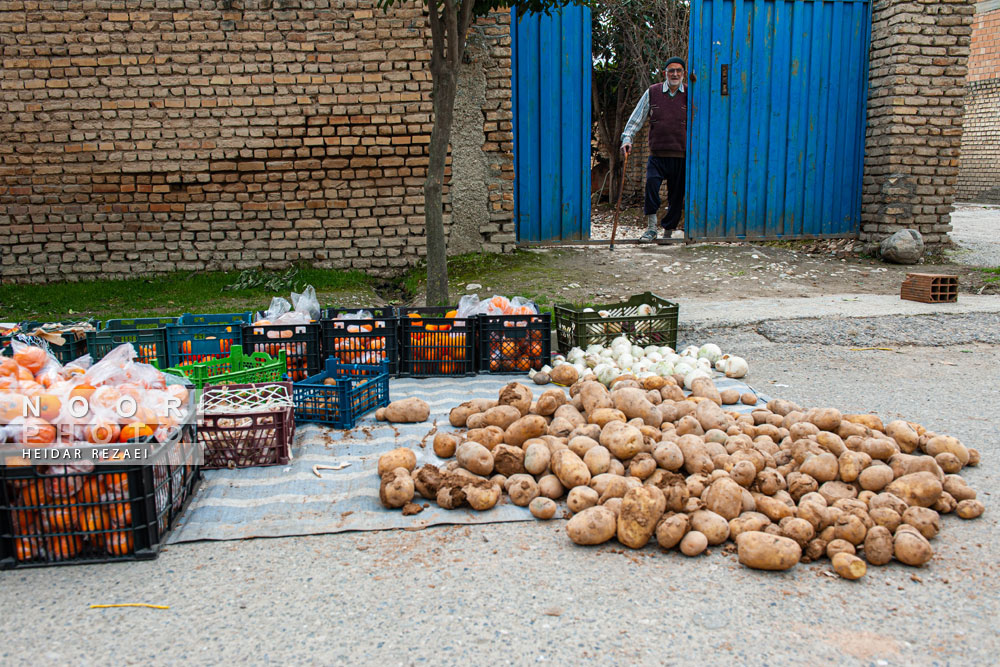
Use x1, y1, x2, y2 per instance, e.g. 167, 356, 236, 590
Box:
87, 421, 121, 444
0, 393, 25, 423
119, 422, 153, 442
13, 345, 47, 374
107, 501, 132, 527
76, 476, 106, 504
43, 475, 84, 499
105, 530, 134, 556
15, 537, 40, 562
20, 479, 49, 507
33, 394, 62, 422
69, 384, 96, 401
41, 505, 81, 532
22, 417, 57, 446
79, 507, 111, 533
515, 357, 532, 372
0, 357, 20, 377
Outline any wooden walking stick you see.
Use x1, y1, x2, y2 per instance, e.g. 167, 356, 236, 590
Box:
608, 149, 630, 251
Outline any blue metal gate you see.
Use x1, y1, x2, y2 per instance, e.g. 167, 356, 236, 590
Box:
511, 5, 592, 243
686, 0, 871, 240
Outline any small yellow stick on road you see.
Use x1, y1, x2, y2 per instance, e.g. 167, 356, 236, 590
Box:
90, 603, 170, 610
849, 347, 894, 352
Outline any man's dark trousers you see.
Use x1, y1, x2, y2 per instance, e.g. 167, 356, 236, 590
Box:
644, 155, 685, 231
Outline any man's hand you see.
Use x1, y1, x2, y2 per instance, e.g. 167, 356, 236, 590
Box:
621, 143, 631, 156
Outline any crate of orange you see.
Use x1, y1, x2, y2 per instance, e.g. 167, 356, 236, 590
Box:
0, 425, 200, 569
478, 308, 551, 374
164, 312, 251, 368
319, 307, 399, 376
87, 317, 177, 366
241, 321, 321, 382
398, 307, 476, 377
2, 320, 94, 365
292, 359, 389, 429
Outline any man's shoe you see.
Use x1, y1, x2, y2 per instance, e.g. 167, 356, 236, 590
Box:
639, 229, 657, 243
664, 228, 683, 239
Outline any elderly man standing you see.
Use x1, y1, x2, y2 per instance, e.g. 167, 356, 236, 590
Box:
620, 57, 688, 242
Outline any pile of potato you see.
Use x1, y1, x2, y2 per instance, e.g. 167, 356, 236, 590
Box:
376, 369, 984, 579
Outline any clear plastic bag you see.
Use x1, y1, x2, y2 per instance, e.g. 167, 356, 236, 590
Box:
255, 296, 292, 324
291, 285, 320, 321
456, 294, 481, 318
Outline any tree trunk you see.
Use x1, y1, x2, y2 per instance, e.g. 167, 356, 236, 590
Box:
424, 62, 458, 307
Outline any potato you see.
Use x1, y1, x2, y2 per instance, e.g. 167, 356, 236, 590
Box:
497, 382, 532, 416
933, 491, 958, 514
580, 445, 610, 476
508, 476, 540, 507
617, 486, 666, 548
550, 364, 579, 386
861, 525, 893, 565
729, 512, 771, 539
568, 423, 601, 441
413, 464, 444, 500
567, 485, 600, 513
464, 479, 502, 510
382, 398, 430, 423
521, 442, 550, 476
380, 468, 415, 508
893, 529, 933, 566
436, 480, 466, 509
703, 477, 744, 521
833, 514, 867, 545
815, 431, 847, 457
956, 499, 985, 519
377, 447, 417, 477
934, 452, 962, 474
566, 506, 617, 545
482, 405, 522, 431
860, 437, 898, 461
568, 435, 600, 458
923, 435, 970, 467
754, 468, 787, 496
779, 517, 815, 548
602, 497, 624, 517
680, 530, 709, 556
608, 459, 626, 476
718, 388, 740, 405
466, 425, 505, 451
843, 413, 884, 432
737, 531, 801, 570
674, 414, 705, 437
652, 442, 684, 472
432, 433, 458, 459
655, 513, 690, 549
535, 388, 568, 416
600, 422, 644, 460
554, 404, 586, 427
694, 399, 730, 432
766, 399, 799, 417
456, 441, 494, 476
967, 448, 980, 466
806, 407, 842, 432
903, 455, 944, 481
578, 381, 613, 415
449, 399, 490, 427
885, 420, 919, 453
832, 552, 867, 580
612, 387, 663, 426
537, 474, 564, 499
491, 443, 527, 477
551, 448, 591, 489
690, 509, 730, 545
818, 481, 858, 505
826, 538, 856, 559
870, 491, 908, 515
869, 507, 902, 533
885, 472, 943, 508
789, 421, 820, 441
942, 474, 977, 501
690, 376, 722, 405
500, 414, 545, 448
798, 452, 838, 483
730, 460, 756, 488
628, 452, 657, 480
857, 464, 893, 492
530, 496, 558, 519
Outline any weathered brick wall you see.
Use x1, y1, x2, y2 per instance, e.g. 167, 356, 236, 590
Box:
0, 0, 515, 284
957, 1, 1000, 203
862, 0, 976, 246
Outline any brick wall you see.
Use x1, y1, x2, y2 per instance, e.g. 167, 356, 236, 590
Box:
0, 0, 515, 284
862, 0, 976, 246
957, 1, 1000, 203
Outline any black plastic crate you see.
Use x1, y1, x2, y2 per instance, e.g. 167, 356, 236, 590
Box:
478, 312, 551, 373
293, 360, 390, 429
1, 321, 92, 365
87, 317, 178, 366
320, 307, 399, 376
398, 307, 476, 377
0, 427, 200, 569
241, 322, 322, 382
554, 292, 679, 352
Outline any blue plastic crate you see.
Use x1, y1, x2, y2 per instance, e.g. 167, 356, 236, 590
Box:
292, 359, 390, 429
165, 312, 251, 368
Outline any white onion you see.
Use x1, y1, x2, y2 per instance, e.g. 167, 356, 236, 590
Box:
698, 343, 723, 363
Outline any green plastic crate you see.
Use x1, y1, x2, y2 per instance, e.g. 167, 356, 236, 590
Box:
161, 344, 287, 390
553, 292, 679, 352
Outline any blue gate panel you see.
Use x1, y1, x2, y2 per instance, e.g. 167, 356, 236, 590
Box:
511, 5, 591, 243
686, 0, 871, 240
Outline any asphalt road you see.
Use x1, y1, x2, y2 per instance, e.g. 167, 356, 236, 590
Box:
2, 309, 998, 666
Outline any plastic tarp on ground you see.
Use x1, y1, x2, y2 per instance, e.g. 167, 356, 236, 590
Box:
168, 375, 768, 543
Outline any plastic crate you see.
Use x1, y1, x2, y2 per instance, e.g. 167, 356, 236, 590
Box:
198, 382, 295, 469
320, 307, 400, 376
901, 273, 958, 304
241, 322, 321, 382
161, 344, 287, 390
554, 292, 679, 352
292, 359, 389, 429
87, 317, 177, 366
478, 312, 551, 373
1, 320, 93, 365
165, 312, 251, 368
0, 427, 200, 569
398, 307, 476, 377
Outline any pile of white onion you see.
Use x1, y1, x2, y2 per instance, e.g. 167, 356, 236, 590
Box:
533, 337, 749, 389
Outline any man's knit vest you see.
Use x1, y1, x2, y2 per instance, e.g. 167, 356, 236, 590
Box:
648, 84, 687, 157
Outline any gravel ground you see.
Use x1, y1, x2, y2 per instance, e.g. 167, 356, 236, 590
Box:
948, 204, 1000, 268
1, 311, 997, 665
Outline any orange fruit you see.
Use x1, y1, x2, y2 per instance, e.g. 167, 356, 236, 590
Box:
46, 534, 83, 561
41, 505, 81, 532
34, 394, 62, 421
20, 479, 49, 507
22, 417, 57, 446
107, 501, 132, 527
0, 358, 20, 377
0, 393, 25, 423
14, 346, 47, 374
79, 507, 111, 533
87, 421, 121, 444
105, 530, 134, 556
76, 476, 106, 504
69, 384, 96, 401
15, 537, 40, 562
119, 422, 153, 442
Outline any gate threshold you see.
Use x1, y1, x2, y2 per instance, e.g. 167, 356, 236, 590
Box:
517, 238, 688, 248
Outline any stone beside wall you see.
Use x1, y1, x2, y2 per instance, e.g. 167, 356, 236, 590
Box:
862, 0, 976, 246
957, 1, 1000, 203
0, 0, 515, 284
